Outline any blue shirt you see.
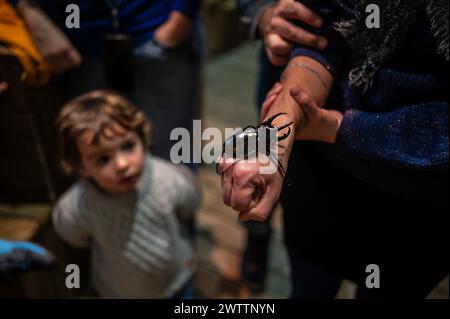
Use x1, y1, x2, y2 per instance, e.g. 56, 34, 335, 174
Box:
9, 0, 202, 55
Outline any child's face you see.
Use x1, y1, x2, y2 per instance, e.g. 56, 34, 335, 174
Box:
77, 123, 145, 194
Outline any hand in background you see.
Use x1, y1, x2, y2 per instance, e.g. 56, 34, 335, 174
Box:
259, 0, 327, 66
17, 0, 82, 75
154, 11, 193, 49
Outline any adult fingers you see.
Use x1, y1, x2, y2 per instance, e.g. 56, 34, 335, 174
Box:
266, 32, 293, 57
238, 184, 275, 222
290, 87, 320, 118
231, 180, 257, 213
231, 162, 261, 211
270, 16, 327, 50
230, 162, 267, 212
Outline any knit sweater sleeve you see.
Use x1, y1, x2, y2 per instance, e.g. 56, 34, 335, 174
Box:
335, 102, 449, 171
52, 184, 92, 249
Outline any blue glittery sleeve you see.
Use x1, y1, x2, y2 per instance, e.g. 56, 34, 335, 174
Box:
336, 102, 449, 171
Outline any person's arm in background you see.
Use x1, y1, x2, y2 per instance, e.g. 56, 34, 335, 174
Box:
238, 0, 327, 66
259, 0, 350, 140
8, 0, 81, 75
154, 0, 202, 49
219, 0, 347, 221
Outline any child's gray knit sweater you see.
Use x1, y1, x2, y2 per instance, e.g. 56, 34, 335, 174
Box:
52, 155, 201, 298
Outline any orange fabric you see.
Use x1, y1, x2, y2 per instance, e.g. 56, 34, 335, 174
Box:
0, 0, 50, 85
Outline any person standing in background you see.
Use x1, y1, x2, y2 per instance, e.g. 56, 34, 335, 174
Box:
10, 0, 203, 163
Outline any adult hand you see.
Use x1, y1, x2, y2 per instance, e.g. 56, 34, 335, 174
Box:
259, 0, 327, 66
262, 83, 343, 143
218, 155, 285, 222
154, 11, 193, 49
17, 0, 82, 75
219, 90, 301, 222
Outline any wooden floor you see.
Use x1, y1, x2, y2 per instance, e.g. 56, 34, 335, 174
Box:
195, 43, 449, 299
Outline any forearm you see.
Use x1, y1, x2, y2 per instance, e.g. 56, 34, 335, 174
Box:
262, 56, 334, 163
280, 56, 333, 109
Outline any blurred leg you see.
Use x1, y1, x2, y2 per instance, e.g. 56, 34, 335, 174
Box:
289, 252, 342, 299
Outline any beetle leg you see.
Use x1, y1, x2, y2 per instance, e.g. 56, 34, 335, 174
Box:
243, 125, 257, 131
275, 121, 294, 140
259, 112, 288, 128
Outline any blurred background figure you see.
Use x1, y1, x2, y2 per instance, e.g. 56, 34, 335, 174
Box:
0, 239, 55, 274
11, 0, 203, 162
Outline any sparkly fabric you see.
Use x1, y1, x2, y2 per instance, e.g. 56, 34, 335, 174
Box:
288, 1, 448, 200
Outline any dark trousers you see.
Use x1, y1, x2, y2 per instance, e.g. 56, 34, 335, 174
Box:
283, 141, 449, 299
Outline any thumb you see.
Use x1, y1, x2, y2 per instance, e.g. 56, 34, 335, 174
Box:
290, 86, 319, 118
